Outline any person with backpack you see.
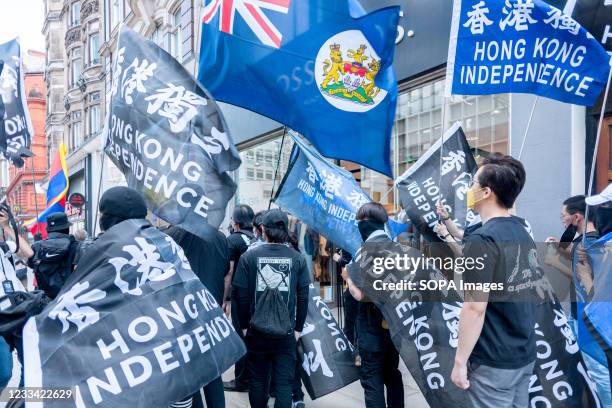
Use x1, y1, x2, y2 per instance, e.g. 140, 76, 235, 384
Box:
232, 210, 311, 408
27, 212, 81, 300
224, 204, 255, 392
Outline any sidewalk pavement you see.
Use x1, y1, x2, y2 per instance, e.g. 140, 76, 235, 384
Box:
221, 360, 430, 408
3, 352, 429, 408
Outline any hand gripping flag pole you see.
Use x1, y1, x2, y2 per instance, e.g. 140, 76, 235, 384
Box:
583, 66, 612, 245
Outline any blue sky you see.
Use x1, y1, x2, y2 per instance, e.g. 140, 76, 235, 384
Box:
0, 0, 45, 52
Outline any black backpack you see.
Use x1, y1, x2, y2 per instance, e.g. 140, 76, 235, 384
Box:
250, 269, 293, 337
32, 236, 79, 299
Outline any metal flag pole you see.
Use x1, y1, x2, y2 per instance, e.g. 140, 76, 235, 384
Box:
379, 185, 394, 202
583, 67, 612, 244
437, 96, 448, 221
30, 156, 41, 232
268, 126, 288, 210
92, 152, 106, 237
517, 96, 540, 160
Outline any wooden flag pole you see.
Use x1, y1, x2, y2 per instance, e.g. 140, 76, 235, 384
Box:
583, 67, 612, 244
517, 96, 539, 160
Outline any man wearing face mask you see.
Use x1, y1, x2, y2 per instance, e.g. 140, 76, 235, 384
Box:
97, 186, 149, 235
450, 154, 536, 408
342, 202, 404, 408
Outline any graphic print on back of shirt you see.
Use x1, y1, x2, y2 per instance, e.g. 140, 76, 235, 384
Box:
256, 256, 292, 304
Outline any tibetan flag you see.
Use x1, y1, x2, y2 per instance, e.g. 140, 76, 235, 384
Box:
198, 0, 400, 177
24, 143, 69, 238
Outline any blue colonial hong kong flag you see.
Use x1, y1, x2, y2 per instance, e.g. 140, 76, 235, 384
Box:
274, 131, 371, 257
198, 0, 400, 177
446, 0, 611, 106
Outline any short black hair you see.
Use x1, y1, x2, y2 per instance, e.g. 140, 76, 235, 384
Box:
563, 195, 595, 222
232, 204, 254, 229
356, 202, 388, 224
253, 210, 267, 234
263, 225, 289, 244
477, 154, 526, 209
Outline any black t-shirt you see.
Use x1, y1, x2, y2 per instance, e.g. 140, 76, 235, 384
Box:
463, 217, 537, 369
232, 243, 311, 332
165, 227, 230, 305
227, 229, 254, 267
463, 215, 533, 242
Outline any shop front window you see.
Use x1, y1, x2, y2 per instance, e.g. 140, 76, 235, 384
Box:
361, 77, 509, 214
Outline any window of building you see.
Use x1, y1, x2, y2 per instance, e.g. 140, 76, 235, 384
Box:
89, 105, 100, 135
88, 33, 100, 65
360, 77, 509, 213
71, 48, 82, 87
169, 7, 182, 61
111, 0, 122, 29
70, 2, 81, 26
70, 112, 83, 152
149, 23, 164, 49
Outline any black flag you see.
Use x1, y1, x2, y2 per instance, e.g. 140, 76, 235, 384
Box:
0, 39, 34, 167
353, 244, 601, 407
104, 26, 241, 240
23, 219, 246, 407
395, 123, 477, 242
298, 285, 359, 399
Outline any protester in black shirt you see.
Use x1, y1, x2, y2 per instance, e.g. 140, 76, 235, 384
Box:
165, 226, 230, 408
451, 154, 536, 408
233, 210, 310, 408
27, 213, 82, 299
224, 204, 255, 392
249, 210, 267, 249
343, 202, 404, 408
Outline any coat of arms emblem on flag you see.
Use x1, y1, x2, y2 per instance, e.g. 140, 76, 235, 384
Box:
315, 35, 387, 113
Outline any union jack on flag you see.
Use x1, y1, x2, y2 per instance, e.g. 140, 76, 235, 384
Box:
202, 0, 291, 48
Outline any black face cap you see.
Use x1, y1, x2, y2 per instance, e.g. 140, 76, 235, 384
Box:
46, 212, 71, 233
262, 209, 288, 230
99, 186, 147, 220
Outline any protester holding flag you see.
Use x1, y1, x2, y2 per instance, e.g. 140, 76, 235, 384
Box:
581, 185, 612, 389
224, 204, 255, 392
232, 210, 311, 408
165, 225, 231, 408
27, 212, 82, 300
451, 154, 537, 407
24, 186, 246, 406
0, 206, 32, 390
343, 202, 404, 408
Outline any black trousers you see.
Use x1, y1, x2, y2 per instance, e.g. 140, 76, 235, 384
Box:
230, 300, 249, 387
343, 288, 359, 346
359, 341, 404, 408
247, 330, 296, 408
172, 376, 225, 408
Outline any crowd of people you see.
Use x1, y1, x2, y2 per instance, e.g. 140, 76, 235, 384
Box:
0, 153, 610, 408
